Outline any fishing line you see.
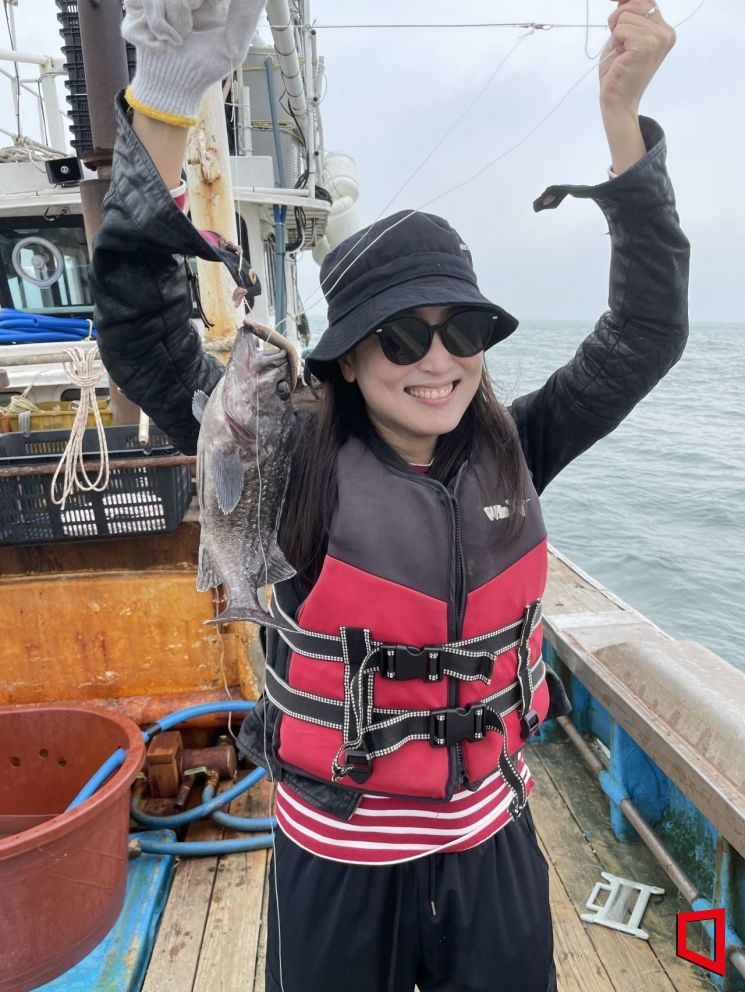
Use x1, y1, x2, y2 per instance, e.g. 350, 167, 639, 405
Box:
265, 27, 531, 345
283, 24, 606, 320
584, 0, 607, 59
309, 49, 612, 314
283, 0, 706, 325
376, 28, 532, 217
285, 26, 541, 328
227, 61, 287, 992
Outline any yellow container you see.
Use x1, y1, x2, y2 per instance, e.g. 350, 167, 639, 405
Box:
0, 400, 113, 433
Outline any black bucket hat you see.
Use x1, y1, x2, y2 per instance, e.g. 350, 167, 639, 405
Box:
305, 209, 519, 381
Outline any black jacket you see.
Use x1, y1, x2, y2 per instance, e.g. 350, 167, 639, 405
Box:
91, 94, 689, 815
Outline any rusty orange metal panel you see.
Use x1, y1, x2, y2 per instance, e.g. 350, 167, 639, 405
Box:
0, 571, 262, 707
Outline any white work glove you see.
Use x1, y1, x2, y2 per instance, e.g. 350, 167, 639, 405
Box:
122, 0, 267, 127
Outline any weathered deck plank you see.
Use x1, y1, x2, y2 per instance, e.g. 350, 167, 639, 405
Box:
543, 851, 614, 990
543, 549, 628, 618
530, 741, 711, 992
253, 856, 272, 992
142, 775, 273, 992
193, 778, 272, 992
141, 811, 225, 992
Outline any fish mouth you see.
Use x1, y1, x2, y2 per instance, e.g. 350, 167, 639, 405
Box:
243, 317, 299, 388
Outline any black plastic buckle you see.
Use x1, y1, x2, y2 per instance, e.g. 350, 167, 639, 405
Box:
342, 749, 372, 784
380, 644, 442, 682
520, 708, 540, 738
429, 705, 486, 748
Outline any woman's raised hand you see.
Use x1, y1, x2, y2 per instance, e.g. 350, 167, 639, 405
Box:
122, 0, 268, 127
599, 0, 676, 115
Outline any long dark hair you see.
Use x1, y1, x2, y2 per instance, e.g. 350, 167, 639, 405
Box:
279, 363, 531, 593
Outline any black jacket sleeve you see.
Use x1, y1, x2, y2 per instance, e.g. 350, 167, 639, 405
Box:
90, 92, 226, 455
508, 116, 690, 496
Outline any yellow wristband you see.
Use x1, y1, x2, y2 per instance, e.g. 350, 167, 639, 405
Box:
124, 85, 198, 129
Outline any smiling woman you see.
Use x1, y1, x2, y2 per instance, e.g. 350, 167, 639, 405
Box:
89, 1, 690, 990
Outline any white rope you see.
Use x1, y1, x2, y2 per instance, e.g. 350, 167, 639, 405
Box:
2, 390, 41, 415
50, 346, 109, 508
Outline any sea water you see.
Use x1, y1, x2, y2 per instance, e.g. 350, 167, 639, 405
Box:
492, 320, 744, 671
308, 318, 744, 670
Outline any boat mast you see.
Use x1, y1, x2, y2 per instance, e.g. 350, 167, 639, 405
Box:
185, 83, 243, 353
75, 0, 139, 425
74, 1, 129, 254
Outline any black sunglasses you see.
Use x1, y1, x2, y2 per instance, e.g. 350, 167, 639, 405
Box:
374, 309, 498, 365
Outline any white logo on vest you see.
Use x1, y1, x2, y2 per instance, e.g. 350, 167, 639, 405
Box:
483, 499, 530, 522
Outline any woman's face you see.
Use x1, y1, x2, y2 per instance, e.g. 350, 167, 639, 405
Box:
338, 304, 484, 464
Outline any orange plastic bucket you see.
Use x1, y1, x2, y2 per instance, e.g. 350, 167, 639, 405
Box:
0, 704, 145, 991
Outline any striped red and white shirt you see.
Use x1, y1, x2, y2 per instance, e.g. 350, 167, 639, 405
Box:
275, 756, 533, 865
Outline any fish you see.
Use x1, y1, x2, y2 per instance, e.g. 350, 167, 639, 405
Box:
192, 319, 298, 628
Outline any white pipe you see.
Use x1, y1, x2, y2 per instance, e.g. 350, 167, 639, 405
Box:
0, 49, 61, 68
265, 0, 308, 140
302, 3, 316, 198
311, 38, 324, 163
40, 63, 67, 153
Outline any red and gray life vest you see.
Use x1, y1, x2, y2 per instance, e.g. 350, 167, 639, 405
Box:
265, 436, 550, 816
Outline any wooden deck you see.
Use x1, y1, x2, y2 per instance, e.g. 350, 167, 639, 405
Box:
141, 740, 714, 992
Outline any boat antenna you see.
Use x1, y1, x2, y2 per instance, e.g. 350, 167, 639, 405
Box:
2, 0, 22, 138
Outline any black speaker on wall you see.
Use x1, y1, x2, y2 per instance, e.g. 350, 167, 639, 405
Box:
45, 157, 84, 186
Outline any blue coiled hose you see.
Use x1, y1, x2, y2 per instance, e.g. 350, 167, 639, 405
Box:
0, 307, 97, 344
66, 701, 276, 855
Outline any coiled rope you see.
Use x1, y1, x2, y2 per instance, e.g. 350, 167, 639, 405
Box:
50, 346, 109, 508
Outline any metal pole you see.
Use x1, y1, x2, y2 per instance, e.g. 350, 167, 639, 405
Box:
40, 58, 67, 153
302, 2, 317, 199
75, 0, 137, 425
185, 81, 242, 353
76, 0, 130, 252
264, 57, 288, 333
556, 715, 745, 981
0, 454, 195, 480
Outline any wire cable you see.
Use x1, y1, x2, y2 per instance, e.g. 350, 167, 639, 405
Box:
281, 21, 609, 30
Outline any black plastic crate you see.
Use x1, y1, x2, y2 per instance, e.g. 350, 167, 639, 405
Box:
69, 91, 90, 118
63, 62, 87, 85
70, 127, 92, 155
0, 426, 192, 545
56, 0, 135, 154
61, 44, 84, 67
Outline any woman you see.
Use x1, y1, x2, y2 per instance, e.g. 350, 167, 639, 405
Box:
92, 2, 688, 989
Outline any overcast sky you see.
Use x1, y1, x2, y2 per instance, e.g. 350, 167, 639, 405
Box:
2, 0, 741, 323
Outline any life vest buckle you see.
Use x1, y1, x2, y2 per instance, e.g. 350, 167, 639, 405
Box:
341, 749, 373, 784
520, 708, 540, 738
380, 644, 442, 682
429, 704, 486, 748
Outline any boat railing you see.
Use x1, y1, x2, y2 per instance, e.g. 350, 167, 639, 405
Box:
542, 544, 745, 983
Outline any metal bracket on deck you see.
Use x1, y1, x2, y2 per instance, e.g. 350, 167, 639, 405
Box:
581, 872, 665, 940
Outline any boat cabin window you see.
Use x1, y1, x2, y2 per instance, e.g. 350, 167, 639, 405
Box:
0, 216, 93, 318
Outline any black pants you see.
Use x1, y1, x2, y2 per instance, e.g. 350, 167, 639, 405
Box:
266, 805, 556, 992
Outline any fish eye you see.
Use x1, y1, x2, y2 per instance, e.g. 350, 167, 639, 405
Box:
276, 380, 291, 400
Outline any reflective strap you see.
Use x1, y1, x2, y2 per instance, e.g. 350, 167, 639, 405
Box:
516, 600, 542, 719
266, 656, 546, 754
362, 660, 545, 759
489, 708, 529, 818
264, 665, 343, 728
270, 590, 543, 683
